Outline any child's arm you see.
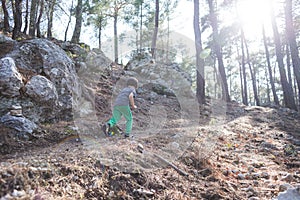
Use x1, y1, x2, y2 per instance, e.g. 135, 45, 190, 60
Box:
129, 92, 137, 109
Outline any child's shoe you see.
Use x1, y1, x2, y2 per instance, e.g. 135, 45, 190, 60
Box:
108, 131, 114, 137
102, 123, 110, 136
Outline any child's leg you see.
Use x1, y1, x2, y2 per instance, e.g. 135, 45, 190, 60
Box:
108, 106, 123, 126
119, 106, 133, 136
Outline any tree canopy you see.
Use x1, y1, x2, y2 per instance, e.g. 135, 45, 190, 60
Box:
1, 0, 300, 110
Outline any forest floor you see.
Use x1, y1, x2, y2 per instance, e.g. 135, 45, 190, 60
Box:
1, 68, 300, 200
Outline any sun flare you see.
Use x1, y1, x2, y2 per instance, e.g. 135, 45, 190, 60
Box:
236, 0, 273, 38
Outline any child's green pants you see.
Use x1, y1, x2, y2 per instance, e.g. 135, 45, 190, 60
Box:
108, 105, 133, 135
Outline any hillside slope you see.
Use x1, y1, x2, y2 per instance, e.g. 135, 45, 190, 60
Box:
1, 66, 300, 200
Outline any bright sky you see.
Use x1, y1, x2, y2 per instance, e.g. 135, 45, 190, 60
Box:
235, 0, 275, 40
53, 0, 282, 59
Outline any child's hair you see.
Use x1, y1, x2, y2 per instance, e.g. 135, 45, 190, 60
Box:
127, 77, 138, 88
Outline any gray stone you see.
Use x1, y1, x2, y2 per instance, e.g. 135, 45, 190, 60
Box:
25, 75, 58, 105
281, 173, 294, 182
238, 173, 245, 180
261, 142, 278, 150
12, 189, 26, 198
10, 104, 23, 117
284, 144, 297, 156
84, 49, 112, 73
0, 57, 24, 97
279, 183, 293, 192
0, 114, 38, 136
199, 168, 212, 177
2, 38, 80, 122
251, 173, 260, 179
0, 33, 14, 43
274, 187, 300, 200
261, 172, 270, 179
248, 197, 260, 200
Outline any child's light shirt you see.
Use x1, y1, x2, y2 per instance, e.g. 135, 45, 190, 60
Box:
114, 87, 136, 107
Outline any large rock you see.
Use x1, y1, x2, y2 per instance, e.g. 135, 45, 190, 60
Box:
84, 48, 112, 73
0, 38, 79, 123
0, 57, 24, 97
125, 52, 198, 120
25, 75, 58, 105
125, 52, 193, 98
0, 114, 38, 138
273, 186, 300, 200
0, 34, 15, 57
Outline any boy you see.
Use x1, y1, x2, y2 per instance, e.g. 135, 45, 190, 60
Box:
102, 77, 138, 138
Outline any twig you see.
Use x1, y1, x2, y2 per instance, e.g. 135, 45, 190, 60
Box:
137, 144, 189, 177
154, 154, 189, 177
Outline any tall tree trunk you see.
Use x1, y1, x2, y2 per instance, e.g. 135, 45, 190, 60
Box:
265, 68, 271, 104
236, 44, 245, 104
262, 25, 279, 105
36, 0, 44, 38
29, 0, 38, 36
135, 30, 139, 51
243, 36, 260, 106
47, 0, 56, 38
151, 0, 159, 59
208, 0, 230, 102
139, 0, 143, 52
166, 8, 170, 63
213, 59, 219, 98
98, 19, 102, 50
12, 0, 23, 39
193, 0, 205, 104
285, 0, 300, 109
23, 0, 29, 33
113, 13, 118, 63
240, 29, 248, 105
71, 0, 83, 43
65, 0, 73, 42
1, 0, 10, 32
270, 2, 297, 110
285, 44, 293, 84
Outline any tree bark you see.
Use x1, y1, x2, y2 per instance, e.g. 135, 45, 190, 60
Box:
208, 0, 230, 102
23, 0, 29, 33
285, 0, 300, 109
47, 0, 56, 38
71, 0, 83, 43
110, 0, 128, 63
151, 0, 159, 59
98, 19, 102, 50
36, 0, 44, 38
285, 44, 293, 85
114, 13, 118, 63
12, 0, 23, 39
237, 44, 245, 104
193, 0, 205, 104
139, 0, 143, 52
270, 2, 297, 110
243, 35, 260, 106
262, 25, 279, 105
29, 0, 38, 36
240, 28, 248, 105
65, 0, 73, 42
1, 0, 10, 32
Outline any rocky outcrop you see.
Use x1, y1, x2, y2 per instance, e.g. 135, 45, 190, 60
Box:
273, 186, 300, 200
124, 52, 197, 120
0, 114, 38, 140
0, 57, 24, 97
125, 52, 192, 96
0, 36, 79, 124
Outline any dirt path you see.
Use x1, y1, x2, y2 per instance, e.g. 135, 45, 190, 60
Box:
1, 102, 300, 199
1, 67, 300, 199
